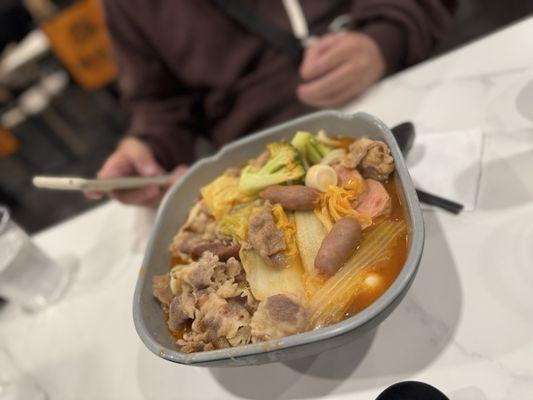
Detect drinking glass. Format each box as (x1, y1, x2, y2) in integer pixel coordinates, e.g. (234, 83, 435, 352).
(0, 206, 70, 312)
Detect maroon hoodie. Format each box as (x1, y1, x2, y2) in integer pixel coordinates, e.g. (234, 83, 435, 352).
(103, 0, 456, 169)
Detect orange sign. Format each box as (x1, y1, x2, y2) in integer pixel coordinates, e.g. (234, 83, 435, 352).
(41, 0, 118, 90)
(0, 128, 19, 157)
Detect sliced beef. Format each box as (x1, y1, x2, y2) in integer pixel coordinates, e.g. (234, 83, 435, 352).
(341, 138, 394, 181)
(216, 280, 241, 299)
(247, 205, 286, 260)
(217, 299, 252, 343)
(251, 294, 308, 342)
(173, 231, 205, 255)
(239, 287, 259, 314)
(152, 274, 174, 307)
(190, 240, 240, 261)
(170, 200, 240, 261)
(269, 251, 287, 267)
(182, 251, 219, 289)
(178, 293, 252, 352)
(355, 179, 392, 218)
(168, 291, 195, 331)
(156, 252, 258, 353)
(225, 257, 244, 280)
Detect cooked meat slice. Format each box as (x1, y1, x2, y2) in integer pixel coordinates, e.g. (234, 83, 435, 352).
(175, 294, 226, 353)
(177, 336, 215, 353)
(332, 164, 366, 188)
(269, 252, 287, 267)
(216, 280, 241, 298)
(168, 292, 195, 331)
(170, 252, 219, 294)
(251, 294, 308, 342)
(152, 274, 174, 307)
(190, 240, 241, 261)
(169, 200, 219, 260)
(167, 253, 257, 352)
(225, 257, 244, 279)
(228, 326, 252, 347)
(266, 294, 301, 322)
(239, 287, 259, 313)
(184, 251, 220, 289)
(355, 179, 392, 218)
(195, 293, 227, 338)
(171, 231, 204, 255)
(341, 138, 394, 181)
(247, 205, 286, 260)
(178, 293, 252, 353)
(218, 299, 252, 340)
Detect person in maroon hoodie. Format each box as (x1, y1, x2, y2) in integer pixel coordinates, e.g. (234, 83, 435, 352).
(90, 0, 456, 206)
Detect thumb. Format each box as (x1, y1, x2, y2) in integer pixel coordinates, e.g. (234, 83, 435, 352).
(170, 164, 189, 184)
(129, 143, 165, 177)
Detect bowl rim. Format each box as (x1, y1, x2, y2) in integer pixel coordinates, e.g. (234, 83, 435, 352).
(133, 110, 425, 365)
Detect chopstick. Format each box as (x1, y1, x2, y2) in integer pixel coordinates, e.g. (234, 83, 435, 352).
(416, 189, 464, 214)
(282, 0, 317, 46)
(33, 175, 172, 192)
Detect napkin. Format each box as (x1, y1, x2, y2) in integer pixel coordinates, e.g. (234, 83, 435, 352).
(406, 129, 484, 212)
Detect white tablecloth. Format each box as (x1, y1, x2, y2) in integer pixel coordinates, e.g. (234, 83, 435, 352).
(2, 17, 533, 400)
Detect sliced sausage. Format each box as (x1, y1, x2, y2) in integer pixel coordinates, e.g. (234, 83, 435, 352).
(260, 185, 319, 210)
(355, 179, 391, 219)
(314, 217, 362, 276)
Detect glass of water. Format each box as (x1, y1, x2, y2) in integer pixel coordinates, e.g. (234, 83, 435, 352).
(0, 206, 70, 312)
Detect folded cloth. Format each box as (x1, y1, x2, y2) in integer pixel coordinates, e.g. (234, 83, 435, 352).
(406, 129, 484, 212)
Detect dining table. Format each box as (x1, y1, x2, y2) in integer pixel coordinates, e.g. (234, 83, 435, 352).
(1, 15, 533, 400)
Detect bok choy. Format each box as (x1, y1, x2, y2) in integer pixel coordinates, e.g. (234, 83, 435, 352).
(239, 248, 305, 301)
(294, 211, 326, 275)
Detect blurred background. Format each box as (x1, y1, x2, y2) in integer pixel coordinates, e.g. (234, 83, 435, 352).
(0, 0, 532, 233)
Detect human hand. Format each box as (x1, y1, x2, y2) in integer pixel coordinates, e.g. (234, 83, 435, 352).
(298, 32, 386, 108)
(86, 137, 187, 207)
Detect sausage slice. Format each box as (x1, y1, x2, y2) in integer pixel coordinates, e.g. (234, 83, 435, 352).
(314, 217, 362, 276)
(260, 185, 319, 210)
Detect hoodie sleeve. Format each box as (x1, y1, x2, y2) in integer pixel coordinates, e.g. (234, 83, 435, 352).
(350, 0, 458, 74)
(102, 0, 197, 170)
